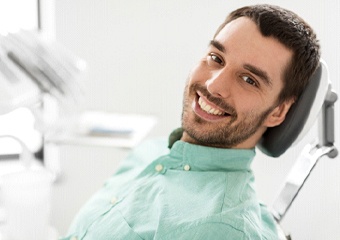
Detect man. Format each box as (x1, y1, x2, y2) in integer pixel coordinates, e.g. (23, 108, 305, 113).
(61, 4, 320, 240)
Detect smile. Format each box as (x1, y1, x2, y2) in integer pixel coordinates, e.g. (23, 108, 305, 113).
(198, 97, 225, 115)
(191, 91, 232, 121)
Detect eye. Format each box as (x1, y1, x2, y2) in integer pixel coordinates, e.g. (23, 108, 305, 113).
(208, 53, 224, 66)
(242, 76, 257, 87)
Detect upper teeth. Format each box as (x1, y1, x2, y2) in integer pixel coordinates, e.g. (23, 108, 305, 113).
(198, 97, 224, 115)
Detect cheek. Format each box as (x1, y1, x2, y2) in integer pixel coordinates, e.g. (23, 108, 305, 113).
(234, 97, 265, 116)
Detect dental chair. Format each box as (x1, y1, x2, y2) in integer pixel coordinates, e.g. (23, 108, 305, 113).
(257, 60, 338, 240)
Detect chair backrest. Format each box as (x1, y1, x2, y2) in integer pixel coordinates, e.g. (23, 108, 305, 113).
(260, 60, 338, 239)
(257, 60, 330, 157)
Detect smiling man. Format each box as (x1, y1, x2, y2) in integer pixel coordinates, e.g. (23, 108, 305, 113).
(181, 16, 294, 149)
(62, 4, 320, 240)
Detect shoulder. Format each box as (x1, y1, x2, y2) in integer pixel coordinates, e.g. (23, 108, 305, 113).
(128, 137, 169, 161)
(114, 138, 169, 175)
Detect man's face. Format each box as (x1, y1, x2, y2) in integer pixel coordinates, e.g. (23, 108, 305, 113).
(181, 17, 293, 149)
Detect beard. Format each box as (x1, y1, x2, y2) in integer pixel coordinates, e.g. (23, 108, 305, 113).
(181, 82, 275, 148)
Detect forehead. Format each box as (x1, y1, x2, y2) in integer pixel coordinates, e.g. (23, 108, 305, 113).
(214, 17, 293, 90)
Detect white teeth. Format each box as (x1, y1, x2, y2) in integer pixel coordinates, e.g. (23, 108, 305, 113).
(198, 97, 224, 115)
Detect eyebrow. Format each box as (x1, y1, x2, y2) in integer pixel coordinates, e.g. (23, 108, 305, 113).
(209, 40, 226, 53)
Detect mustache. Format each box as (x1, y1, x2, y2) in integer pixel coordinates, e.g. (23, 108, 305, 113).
(189, 83, 237, 117)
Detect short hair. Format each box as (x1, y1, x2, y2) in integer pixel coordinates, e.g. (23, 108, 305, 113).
(214, 4, 320, 104)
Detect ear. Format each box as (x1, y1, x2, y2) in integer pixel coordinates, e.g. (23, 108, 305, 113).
(264, 98, 295, 127)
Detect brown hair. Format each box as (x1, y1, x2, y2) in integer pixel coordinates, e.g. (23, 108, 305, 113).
(214, 4, 320, 104)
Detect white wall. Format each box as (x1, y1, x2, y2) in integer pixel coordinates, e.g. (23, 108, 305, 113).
(54, 1, 340, 239)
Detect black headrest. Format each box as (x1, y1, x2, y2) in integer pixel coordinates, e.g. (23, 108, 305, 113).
(257, 60, 330, 157)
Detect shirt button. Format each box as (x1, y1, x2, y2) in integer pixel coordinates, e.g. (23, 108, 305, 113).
(155, 164, 164, 172)
(110, 196, 118, 205)
(183, 164, 191, 171)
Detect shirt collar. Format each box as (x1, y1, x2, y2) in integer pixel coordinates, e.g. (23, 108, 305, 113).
(169, 140, 255, 172)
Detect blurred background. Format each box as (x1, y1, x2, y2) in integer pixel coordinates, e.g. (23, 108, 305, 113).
(1, 0, 339, 239)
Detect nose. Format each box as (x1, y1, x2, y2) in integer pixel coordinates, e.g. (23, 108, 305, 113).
(205, 69, 233, 98)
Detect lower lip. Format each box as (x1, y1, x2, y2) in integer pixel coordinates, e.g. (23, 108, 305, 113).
(192, 96, 229, 121)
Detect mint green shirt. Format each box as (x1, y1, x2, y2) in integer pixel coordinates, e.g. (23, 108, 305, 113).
(61, 139, 278, 240)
